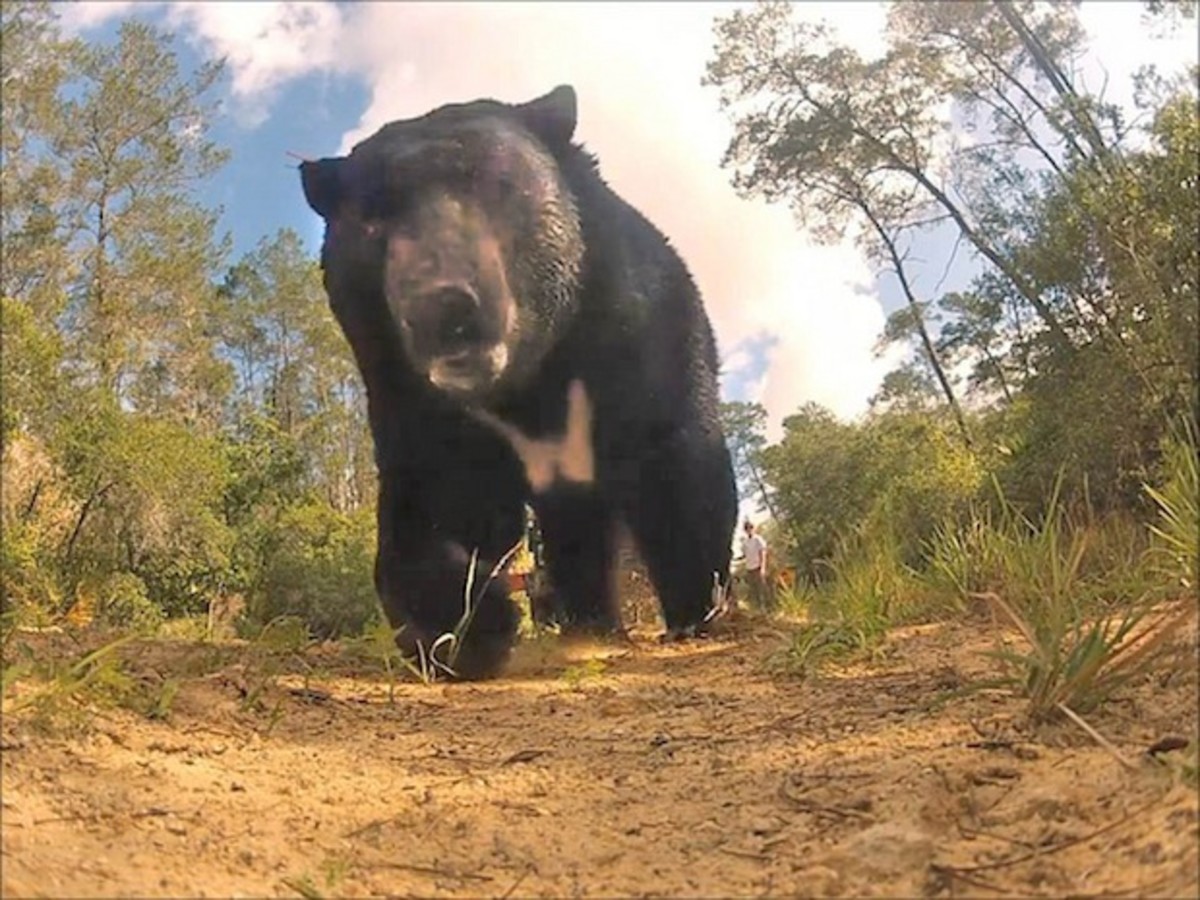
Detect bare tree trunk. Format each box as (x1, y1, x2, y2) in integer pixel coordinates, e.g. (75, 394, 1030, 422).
(21, 478, 44, 522)
(993, 0, 1118, 171)
(859, 202, 974, 448)
(63, 478, 115, 567)
(776, 65, 1077, 352)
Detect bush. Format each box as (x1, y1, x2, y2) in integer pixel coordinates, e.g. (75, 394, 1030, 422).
(247, 502, 378, 639)
(96, 572, 163, 633)
(764, 406, 984, 580)
(789, 516, 937, 662)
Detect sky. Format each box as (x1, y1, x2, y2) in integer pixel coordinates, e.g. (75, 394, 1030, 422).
(58, 0, 1198, 445)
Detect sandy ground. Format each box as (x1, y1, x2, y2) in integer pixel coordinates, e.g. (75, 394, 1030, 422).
(2, 610, 1197, 899)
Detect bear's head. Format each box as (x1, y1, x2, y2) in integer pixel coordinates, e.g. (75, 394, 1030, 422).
(300, 86, 585, 403)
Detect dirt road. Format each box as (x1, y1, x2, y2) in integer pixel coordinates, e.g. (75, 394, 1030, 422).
(2, 616, 1196, 898)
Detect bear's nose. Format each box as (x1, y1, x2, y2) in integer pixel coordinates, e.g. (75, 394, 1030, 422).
(423, 284, 484, 357)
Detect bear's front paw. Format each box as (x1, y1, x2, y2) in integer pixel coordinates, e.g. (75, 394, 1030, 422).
(659, 621, 713, 644)
(439, 627, 514, 681)
(559, 612, 627, 638)
(397, 622, 514, 681)
(384, 574, 519, 681)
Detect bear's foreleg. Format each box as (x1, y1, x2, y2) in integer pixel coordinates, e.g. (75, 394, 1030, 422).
(374, 470, 525, 679)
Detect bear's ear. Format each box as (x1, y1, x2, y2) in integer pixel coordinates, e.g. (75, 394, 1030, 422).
(514, 85, 577, 151)
(300, 157, 345, 219)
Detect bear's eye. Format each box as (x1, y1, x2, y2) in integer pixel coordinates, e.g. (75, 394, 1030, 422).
(361, 189, 412, 221)
(495, 175, 517, 202)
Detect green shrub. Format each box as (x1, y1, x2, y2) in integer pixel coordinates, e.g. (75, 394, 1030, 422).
(248, 503, 377, 639)
(96, 572, 163, 633)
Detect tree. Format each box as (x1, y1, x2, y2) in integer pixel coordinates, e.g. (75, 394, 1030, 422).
(759, 403, 870, 577)
(217, 229, 375, 513)
(707, 0, 1197, 514)
(1, 2, 76, 345)
(0, 295, 64, 444)
(46, 19, 230, 423)
(703, 1, 1135, 385)
(1, 9, 385, 634)
(719, 401, 773, 513)
(760, 402, 984, 579)
(704, 3, 980, 443)
(2, 9, 240, 622)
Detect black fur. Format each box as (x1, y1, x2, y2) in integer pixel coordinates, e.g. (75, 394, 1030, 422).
(301, 86, 737, 679)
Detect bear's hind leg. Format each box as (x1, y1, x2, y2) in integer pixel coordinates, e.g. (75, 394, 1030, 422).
(532, 486, 623, 635)
(620, 428, 737, 640)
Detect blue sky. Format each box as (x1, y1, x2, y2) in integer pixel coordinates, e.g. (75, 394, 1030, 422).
(60, 1, 1198, 438)
(204, 69, 362, 261)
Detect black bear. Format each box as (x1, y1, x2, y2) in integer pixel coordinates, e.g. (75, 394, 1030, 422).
(299, 85, 737, 679)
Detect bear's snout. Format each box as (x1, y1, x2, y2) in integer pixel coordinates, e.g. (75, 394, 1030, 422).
(397, 281, 512, 396)
(409, 284, 485, 359)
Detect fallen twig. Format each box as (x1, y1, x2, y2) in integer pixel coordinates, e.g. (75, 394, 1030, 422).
(288, 687, 332, 703)
(957, 824, 1037, 849)
(34, 806, 171, 826)
(935, 796, 1159, 875)
(1145, 735, 1190, 758)
(719, 846, 771, 862)
(344, 814, 406, 839)
(777, 779, 873, 822)
(1064, 872, 1181, 898)
(1056, 703, 1137, 772)
(500, 748, 549, 766)
(930, 864, 1016, 895)
(358, 862, 493, 882)
(500, 865, 533, 899)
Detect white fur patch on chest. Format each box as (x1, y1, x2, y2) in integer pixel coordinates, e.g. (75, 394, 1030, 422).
(471, 379, 595, 493)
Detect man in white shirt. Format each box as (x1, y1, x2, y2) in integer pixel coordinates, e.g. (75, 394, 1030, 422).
(738, 519, 769, 610)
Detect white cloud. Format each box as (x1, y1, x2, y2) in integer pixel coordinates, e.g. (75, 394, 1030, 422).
(56, 1, 346, 126)
(1076, 1, 1198, 119)
(57, 1, 140, 34)
(164, 1, 345, 125)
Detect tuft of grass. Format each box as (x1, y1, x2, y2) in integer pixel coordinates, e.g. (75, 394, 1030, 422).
(254, 615, 313, 654)
(771, 581, 814, 620)
(411, 539, 525, 682)
(281, 874, 325, 900)
(979, 590, 1195, 721)
(155, 615, 211, 642)
(769, 517, 928, 675)
(927, 473, 1156, 614)
(232, 616, 316, 720)
(765, 622, 865, 679)
(2, 633, 139, 733)
(145, 675, 182, 721)
(946, 460, 1197, 722)
(808, 521, 923, 643)
(320, 855, 351, 891)
(562, 657, 606, 689)
(1144, 418, 1199, 595)
(1154, 738, 1199, 787)
(346, 539, 526, 688)
(351, 616, 411, 700)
